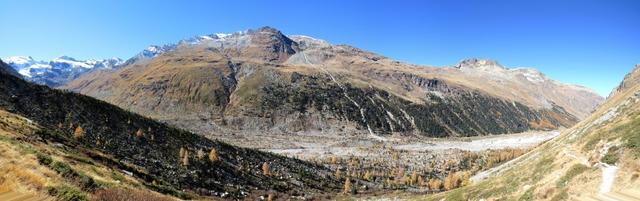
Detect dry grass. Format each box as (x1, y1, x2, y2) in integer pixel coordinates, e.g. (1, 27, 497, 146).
(0, 140, 55, 194)
(0, 109, 157, 199)
(0, 111, 55, 194)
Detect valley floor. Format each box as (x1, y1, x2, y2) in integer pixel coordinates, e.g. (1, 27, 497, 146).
(264, 130, 560, 157)
(249, 130, 562, 198)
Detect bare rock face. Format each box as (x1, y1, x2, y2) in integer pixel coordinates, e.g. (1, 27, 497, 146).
(610, 64, 640, 98)
(63, 27, 603, 138)
(454, 58, 505, 70)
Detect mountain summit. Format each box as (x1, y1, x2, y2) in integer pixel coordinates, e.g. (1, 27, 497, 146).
(455, 58, 505, 70)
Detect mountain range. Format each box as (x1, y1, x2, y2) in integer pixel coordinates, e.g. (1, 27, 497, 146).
(1, 26, 638, 201)
(54, 27, 602, 141)
(2, 56, 124, 87)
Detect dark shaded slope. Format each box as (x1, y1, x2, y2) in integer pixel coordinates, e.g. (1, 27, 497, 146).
(256, 72, 577, 136)
(0, 60, 340, 199)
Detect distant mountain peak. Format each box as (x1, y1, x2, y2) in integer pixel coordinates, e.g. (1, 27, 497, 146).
(455, 58, 505, 69)
(288, 35, 331, 49)
(55, 55, 77, 61)
(4, 56, 35, 65)
(253, 26, 282, 34)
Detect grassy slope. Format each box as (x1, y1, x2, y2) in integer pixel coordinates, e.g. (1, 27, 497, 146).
(412, 66, 640, 200)
(0, 109, 177, 200)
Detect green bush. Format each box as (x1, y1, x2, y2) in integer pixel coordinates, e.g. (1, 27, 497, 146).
(48, 161, 101, 190)
(601, 146, 620, 165)
(47, 185, 89, 201)
(35, 128, 68, 142)
(626, 130, 640, 158)
(36, 152, 53, 165)
(51, 161, 74, 176)
(78, 173, 101, 190)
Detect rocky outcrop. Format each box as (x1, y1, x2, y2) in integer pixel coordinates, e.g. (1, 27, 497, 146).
(609, 64, 640, 98)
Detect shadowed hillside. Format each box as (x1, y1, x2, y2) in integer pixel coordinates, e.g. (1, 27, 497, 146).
(0, 59, 342, 200)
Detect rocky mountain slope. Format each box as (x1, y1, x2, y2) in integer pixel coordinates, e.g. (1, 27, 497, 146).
(3, 56, 123, 87)
(63, 27, 603, 139)
(418, 64, 640, 200)
(0, 59, 342, 200)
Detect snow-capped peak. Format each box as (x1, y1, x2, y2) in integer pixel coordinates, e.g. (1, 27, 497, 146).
(51, 56, 93, 68)
(215, 33, 230, 38)
(141, 45, 175, 58)
(2, 55, 124, 86)
(4, 56, 35, 65)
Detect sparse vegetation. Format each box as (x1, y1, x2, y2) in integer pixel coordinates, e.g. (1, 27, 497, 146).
(602, 146, 620, 165)
(519, 186, 536, 201)
(550, 188, 568, 201)
(208, 148, 219, 162)
(135, 129, 144, 138)
(343, 177, 352, 194)
(48, 160, 101, 191)
(556, 164, 589, 188)
(428, 178, 442, 191)
(262, 162, 270, 176)
(48, 185, 89, 201)
(73, 126, 85, 139)
(36, 152, 53, 165)
(444, 172, 461, 190)
(195, 148, 204, 160)
(181, 149, 189, 167)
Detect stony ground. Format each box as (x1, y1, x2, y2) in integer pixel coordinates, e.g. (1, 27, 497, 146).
(215, 130, 560, 161)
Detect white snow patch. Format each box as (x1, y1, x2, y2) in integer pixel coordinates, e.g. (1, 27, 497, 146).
(3, 56, 34, 65)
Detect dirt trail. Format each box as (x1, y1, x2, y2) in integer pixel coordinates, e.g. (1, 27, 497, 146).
(599, 164, 619, 194)
(584, 188, 640, 201)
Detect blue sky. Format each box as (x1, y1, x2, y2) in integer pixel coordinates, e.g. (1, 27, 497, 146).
(0, 0, 638, 96)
